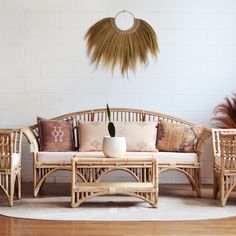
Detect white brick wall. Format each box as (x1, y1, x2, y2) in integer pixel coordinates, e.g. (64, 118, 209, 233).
(0, 0, 235, 184)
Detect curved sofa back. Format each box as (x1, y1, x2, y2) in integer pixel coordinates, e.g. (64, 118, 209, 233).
(29, 108, 209, 152)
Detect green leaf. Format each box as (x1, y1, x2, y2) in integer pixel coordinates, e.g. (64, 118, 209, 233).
(108, 122, 116, 137)
(106, 103, 111, 122)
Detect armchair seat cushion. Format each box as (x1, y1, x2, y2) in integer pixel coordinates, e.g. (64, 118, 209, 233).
(215, 154, 221, 166)
(214, 154, 234, 167)
(12, 153, 21, 168)
(37, 151, 197, 165)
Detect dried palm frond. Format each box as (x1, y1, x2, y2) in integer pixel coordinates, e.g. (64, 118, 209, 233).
(85, 17, 159, 76)
(212, 94, 236, 128)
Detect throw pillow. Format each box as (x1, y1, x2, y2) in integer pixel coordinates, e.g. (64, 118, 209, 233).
(156, 120, 204, 152)
(78, 121, 158, 152)
(115, 121, 158, 152)
(78, 121, 108, 151)
(38, 117, 74, 152)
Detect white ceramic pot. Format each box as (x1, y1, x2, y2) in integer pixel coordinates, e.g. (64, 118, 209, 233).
(102, 136, 126, 158)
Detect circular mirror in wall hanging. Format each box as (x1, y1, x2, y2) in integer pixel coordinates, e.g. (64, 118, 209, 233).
(85, 10, 160, 77)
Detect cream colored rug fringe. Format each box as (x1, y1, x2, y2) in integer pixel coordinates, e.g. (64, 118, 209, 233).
(1, 196, 236, 221)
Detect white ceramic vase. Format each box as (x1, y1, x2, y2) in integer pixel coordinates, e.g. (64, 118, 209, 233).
(102, 136, 126, 158)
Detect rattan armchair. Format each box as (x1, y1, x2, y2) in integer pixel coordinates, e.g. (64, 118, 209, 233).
(0, 129, 22, 206)
(212, 129, 236, 206)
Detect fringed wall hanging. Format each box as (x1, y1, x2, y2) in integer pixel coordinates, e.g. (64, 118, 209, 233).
(85, 10, 159, 77)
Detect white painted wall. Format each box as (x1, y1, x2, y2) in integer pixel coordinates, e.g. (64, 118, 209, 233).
(1, 0, 236, 183)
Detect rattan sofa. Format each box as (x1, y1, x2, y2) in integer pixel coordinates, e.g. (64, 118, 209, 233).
(23, 108, 211, 198)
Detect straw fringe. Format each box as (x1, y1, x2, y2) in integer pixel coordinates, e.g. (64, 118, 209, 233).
(212, 94, 236, 128)
(85, 17, 159, 76)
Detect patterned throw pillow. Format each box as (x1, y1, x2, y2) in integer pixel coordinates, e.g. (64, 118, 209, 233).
(78, 121, 109, 151)
(38, 117, 74, 152)
(115, 121, 158, 152)
(156, 120, 204, 152)
(78, 121, 158, 152)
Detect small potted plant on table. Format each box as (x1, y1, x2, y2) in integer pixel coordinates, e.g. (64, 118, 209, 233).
(102, 104, 126, 158)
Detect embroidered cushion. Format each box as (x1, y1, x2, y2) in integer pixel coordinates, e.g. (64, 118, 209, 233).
(78, 121, 108, 151)
(78, 121, 158, 152)
(156, 120, 204, 152)
(38, 117, 74, 152)
(115, 121, 158, 152)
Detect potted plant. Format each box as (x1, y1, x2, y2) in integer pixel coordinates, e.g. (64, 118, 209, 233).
(102, 104, 126, 158)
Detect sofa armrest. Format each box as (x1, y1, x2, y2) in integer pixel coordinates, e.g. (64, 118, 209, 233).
(22, 128, 39, 153)
(194, 128, 211, 154)
(0, 129, 22, 168)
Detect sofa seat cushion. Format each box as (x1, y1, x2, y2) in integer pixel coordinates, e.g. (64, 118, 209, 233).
(37, 151, 78, 164)
(37, 151, 197, 165)
(156, 152, 197, 164)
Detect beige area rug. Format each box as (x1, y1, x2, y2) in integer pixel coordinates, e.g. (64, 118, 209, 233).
(0, 196, 236, 221)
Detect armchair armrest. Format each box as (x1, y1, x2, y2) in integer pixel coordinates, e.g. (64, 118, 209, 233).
(22, 128, 39, 153)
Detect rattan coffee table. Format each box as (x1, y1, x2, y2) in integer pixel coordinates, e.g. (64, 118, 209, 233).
(71, 154, 158, 208)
